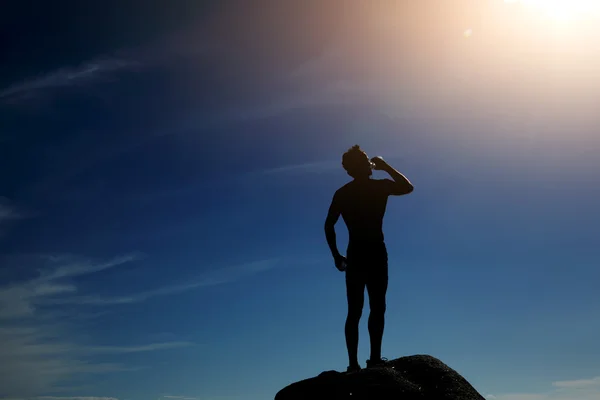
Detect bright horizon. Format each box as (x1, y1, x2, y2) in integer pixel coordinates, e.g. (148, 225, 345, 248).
(1, 1, 599, 400)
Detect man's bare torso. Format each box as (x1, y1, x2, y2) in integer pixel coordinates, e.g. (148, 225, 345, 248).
(335, 179, 390, 248)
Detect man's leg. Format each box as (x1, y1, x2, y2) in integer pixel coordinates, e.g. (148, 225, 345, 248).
(345, 270, 365, 368)
(366, 265, 388, 362)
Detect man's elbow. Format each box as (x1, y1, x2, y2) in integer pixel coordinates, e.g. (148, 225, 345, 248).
(324, 218, 337, 232)
(393, 183, 413, 195)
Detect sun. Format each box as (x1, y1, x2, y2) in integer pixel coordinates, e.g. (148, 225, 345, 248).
(504, 0, 600, 21)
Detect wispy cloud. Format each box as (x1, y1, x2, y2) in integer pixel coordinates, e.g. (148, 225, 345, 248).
(161, 396, 238, 400)
(0, 198, 21, 222)
(78, 342, 193, 355)
(0, 197, 27, 237)
(0, 253, 168, 397)
(36, 397, 117, 400)
(485, 395, 545, 400)
(37, 253, 144, 281)
(487, 376, 600, 400)
(0, 280, 76, 319)
(1, 397, 118, 400)
(552, 376, 600, 388)
(0, 254, 143, 319)
(0, 323, 186, 396)
(53, 258, 280, 305)
(0, 17, 219, 107)
(0, 58, 138, 104)
(0, 253, 277, 396)
(0, 323, 142, 397)
(0, 199, 45, 244)
(228, 81, 369, 122)
(258, 161, 339, 176)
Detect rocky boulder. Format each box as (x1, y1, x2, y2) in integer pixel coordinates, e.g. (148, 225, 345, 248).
(275, 354, 485, 400)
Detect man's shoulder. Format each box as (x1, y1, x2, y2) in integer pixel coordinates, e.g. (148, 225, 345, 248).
(335, 181, 354, 194)
(332, 182, 351, 202)
(336, 179, 389, 192)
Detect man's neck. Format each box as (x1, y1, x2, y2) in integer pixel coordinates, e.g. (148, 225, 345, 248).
(353, 176, 371, 183)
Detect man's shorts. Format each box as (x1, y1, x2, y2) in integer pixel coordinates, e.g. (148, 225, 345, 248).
(345, 242, 388, 311)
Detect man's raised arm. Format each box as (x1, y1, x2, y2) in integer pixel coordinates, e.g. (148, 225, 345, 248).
(372, 157, 414, 195)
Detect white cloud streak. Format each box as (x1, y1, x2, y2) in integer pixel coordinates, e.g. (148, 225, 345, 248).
(36, 397, 118, 400)
(552, 377, 600, 388)
(485, 395, 545, 400)
(37, 253, 144, 281)
(0, 197, 27, 237)
(0, 200, 21, 222)
(258, 161, 338, 176)
(487, 376, 600, 400)
(0, 253, 169, 397)
(1, 397, 118, 400)
(52, 258, 280, 305)
(78, 342, 193, 355)
(0, 320, 189, 397)
(0, 254, 143, 320)
(0, 59, 137, 103)
(0, 253, 277, 396)
(0, 18, 217, 107)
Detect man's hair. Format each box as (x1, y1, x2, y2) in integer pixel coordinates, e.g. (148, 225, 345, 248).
(342, 144, 367, 176)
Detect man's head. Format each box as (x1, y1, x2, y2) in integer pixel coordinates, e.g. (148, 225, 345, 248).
(342, 145, 372, 179)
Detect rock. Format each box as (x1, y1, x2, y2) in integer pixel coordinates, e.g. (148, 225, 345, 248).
(274, 354, 485, 400)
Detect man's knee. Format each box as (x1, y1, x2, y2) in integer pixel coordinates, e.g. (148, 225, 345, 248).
(370, 300, 386, 316)
(347, 306, 363, 321)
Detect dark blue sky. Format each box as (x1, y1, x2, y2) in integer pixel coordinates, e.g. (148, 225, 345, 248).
(2, 1, 600, 400)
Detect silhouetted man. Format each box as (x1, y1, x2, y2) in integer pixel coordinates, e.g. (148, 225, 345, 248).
(324, 145, 414, 373)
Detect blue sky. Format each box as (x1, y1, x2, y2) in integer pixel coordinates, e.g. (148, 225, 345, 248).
(1, 1, 600, 400)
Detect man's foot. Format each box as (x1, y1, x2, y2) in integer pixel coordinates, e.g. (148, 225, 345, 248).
(346, 364, 361, 373)
(365, 357, 390, 368)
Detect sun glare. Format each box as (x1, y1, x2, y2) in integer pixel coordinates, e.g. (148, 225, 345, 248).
(504, 0, 600, 21)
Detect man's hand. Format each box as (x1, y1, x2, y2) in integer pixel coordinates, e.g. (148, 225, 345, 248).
(371, 155, 414, 195)
(370, 156, 389, 171)
(334, 254, 348, 272)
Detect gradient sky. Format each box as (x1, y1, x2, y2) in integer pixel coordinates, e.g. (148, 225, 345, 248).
(1, 1, 600, 400)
